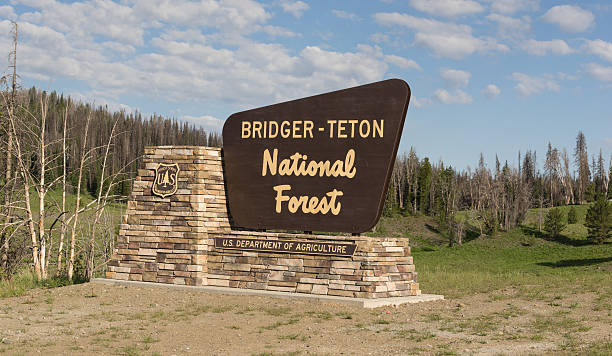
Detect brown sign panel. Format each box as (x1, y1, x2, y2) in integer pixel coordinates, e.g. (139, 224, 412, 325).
(152, 163, 180, 198)
(222, 79, 410, 233)
(214, 237, 356, 257)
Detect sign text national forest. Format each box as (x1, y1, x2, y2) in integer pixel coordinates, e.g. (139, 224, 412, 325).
(222, 79, 410, 233)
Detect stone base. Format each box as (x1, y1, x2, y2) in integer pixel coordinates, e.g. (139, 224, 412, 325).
(106, 146, 421, 299)
(93, 278, 442, 308)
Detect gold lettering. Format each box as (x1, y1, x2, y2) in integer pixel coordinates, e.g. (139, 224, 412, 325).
(261, 149, 357, 178)
(337, 119, 347, 138)
(327, 120, 336, 138)
(241, 121, 251, 138)
(261, 148, 277, 176)
(273, 184, 291, 213)
(373, 120, 383, 138)
(359, 120, 370, 138)
(272, 185, 343, 215)
(253, 121, 262, 138)
(292, 120, 302, 138)
(281, 121, 290, 138)
(269, 121, 278, 138)
(348, 120, 358, 137)
(304, 121, 314, 138)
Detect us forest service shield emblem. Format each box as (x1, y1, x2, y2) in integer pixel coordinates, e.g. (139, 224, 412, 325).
(152, 163, 180, 198)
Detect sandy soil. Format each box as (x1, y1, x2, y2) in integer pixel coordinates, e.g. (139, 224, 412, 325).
(0, 281, 611, 355)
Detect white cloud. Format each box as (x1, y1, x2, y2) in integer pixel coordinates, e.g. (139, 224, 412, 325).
(512, 72, 560, 96)
(433, 88, 473, 104)
(182, 115, 225, 130)
(482, 84, 501, 98)
(332, 9, 359, 21)
(584, 39, 612, 62)
(585, 63, 612, 82)
(384, 54, 420, 70)
(262, 25, 299, 38)
(411, 96, 432, 108)
(488, 0, 539, 15)
(408, 0, 484, 18)
(374, 12, 471, 33)
(0, 5, 16, 19)
(541, 5, 594, 33)
(486, 13, 531, 40)
(280, 0, 309, 19)
(374, 12, 508, 59)
(440, 68, 471, 89)
(370, 33, 390, 44)
(522, 39, 573, 56)
(0, 3, 399, 111)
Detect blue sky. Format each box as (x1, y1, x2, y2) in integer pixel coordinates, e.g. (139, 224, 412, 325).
(1, 0, 611, 171)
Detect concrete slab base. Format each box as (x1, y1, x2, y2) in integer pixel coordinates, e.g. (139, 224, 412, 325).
(92, 278, 444, 308)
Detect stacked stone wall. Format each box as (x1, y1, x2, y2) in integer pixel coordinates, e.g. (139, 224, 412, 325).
(107, 146, 420, 298)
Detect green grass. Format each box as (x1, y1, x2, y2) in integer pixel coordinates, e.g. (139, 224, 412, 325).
(374, 204, 612, 298)
(413, 229, 612, 297)
(0, 271, 73, 298)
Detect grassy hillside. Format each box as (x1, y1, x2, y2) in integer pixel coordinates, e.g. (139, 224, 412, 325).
(372, 204, 612, 299)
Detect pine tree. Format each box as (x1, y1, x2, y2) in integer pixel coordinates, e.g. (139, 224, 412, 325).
(567, 206, 578, 224)
(544, 208, 566, 237)
(418, 158, 432, 214)
(584, 197, 612, 244)
(574, 131, 590, 203)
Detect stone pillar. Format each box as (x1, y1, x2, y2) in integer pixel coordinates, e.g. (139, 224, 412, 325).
(107, 146, 229, 286)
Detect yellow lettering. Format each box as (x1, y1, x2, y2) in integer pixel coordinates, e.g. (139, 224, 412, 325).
(292, 120, 302, 138)
(281, 121, 290, 138)
(337, 120, 347, 138)
(241, 121, 251, 138)
(348, 120, 358, 138)
(373, 120, 383, 138)
(359, 120, 370, 138)
(327, 120, 336, 138)
(253, 121, 262, 138)
(273, 184, 291, 213)
(272, 185, 343, 215)
(269, 121, 278, 138)
(304, 121, 313, 138)
(261, 148, 277, 176)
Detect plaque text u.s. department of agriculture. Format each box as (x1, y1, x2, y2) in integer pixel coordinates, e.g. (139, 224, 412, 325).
(214, 237, 356, 257)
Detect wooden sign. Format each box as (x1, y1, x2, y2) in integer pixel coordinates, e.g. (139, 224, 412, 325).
(152, 163, 180, 198)
(214, 237, 356, 257)
(222, 79, 410, 233)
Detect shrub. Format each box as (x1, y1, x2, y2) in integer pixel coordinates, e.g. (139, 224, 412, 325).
(567, 206, 578, 224)
(544, 208, 566, 238)
(585, 197, 612, 244)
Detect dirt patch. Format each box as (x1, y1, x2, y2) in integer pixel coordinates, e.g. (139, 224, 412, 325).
(0, 282, 611, 355)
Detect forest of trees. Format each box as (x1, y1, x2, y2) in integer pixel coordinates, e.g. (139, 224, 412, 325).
(0, 22, 220, 281)
(384, 134, 611, 242)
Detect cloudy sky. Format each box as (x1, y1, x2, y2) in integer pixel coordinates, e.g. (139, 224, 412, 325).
(1, 0, 611, 170)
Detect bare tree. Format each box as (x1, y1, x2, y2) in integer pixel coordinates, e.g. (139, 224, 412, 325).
(67, 111, 92, 281)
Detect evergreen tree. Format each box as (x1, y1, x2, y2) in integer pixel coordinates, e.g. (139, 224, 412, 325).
(418, 158, 432, 214)
(567, 206, 578, 224)
(544, 208, 566, 237)
(584, 197, 612, 244)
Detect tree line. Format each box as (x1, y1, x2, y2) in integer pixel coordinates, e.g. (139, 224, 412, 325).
(384, 133, 611, 243)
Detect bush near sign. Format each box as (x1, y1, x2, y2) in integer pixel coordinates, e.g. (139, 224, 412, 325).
(223, 79, 410, 233)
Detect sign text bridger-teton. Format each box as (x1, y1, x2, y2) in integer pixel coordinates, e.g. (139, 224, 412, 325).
(223, 79, 410, 233)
